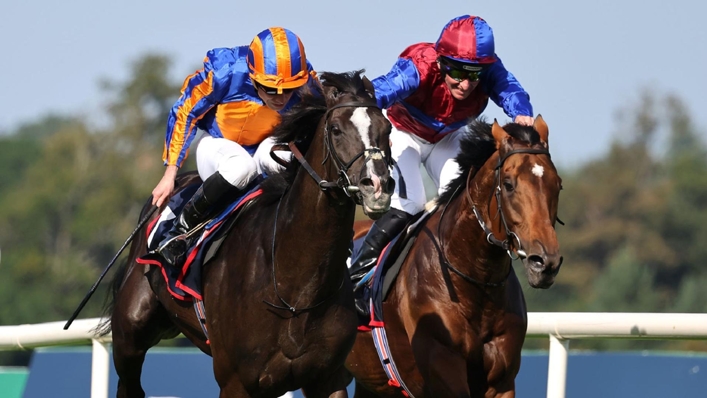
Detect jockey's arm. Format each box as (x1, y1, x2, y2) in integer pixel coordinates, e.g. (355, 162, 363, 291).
(481, 56, 533, 122)
(371, 58, 420, 109)
(156, 61, 231, 206)
(162, 62, 231, 168)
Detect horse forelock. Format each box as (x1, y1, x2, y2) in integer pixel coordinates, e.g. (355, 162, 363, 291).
(438, 120, 545, 204)
(320, 69, 371, 99)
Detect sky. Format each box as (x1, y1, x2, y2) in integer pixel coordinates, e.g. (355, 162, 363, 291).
(2, 0, 706, 168)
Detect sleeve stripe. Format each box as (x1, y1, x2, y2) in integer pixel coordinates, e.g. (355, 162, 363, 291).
(163, 70, 215, 166)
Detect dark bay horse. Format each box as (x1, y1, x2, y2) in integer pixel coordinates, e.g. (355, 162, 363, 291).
(345, 118, 563, 398)
(103, 71, 394, 398)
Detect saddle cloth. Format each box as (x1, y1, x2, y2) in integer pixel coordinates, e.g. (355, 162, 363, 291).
(137, 182, 262, 301)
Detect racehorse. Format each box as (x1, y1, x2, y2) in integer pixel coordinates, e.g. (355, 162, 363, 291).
(345, 118, 563, 397)
(102, 70, 394, 398)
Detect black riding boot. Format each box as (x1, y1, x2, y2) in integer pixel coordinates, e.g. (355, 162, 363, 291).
(156, 172, 241, 269)
(350, 208, 413, 316)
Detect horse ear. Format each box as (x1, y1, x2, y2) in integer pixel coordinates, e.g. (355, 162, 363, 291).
(491, 119, 510, 149)
(322, 85, 340, 107)
(533, 114, 549, 147)
(362, 76, 376, 100)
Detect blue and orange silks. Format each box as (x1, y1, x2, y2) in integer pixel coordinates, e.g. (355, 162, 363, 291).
(371, 15, 533, 143)
(163, 44, 316, 167)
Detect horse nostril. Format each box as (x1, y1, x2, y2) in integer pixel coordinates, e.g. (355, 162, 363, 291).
(527, 254, 545, 271)
(358, 177, 374, 192)
(385, 178, 396, 193)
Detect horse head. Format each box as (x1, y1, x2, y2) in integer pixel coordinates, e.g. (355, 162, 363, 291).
(484, 116, 563, 288)
(319, 71, 394, 219)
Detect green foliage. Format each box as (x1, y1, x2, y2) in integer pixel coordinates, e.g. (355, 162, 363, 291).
(0, 54, 180, 330)
(516, 91, 707, 350)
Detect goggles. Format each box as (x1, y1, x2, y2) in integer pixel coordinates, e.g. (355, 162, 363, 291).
(439, 59, 482, 82)
(254, 82, 295, 96)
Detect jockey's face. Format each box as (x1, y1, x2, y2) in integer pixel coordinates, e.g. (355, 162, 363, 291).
(256, 84, 295, 111)
(443, 72, 479, 101)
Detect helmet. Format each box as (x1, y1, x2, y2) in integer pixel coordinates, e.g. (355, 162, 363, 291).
(434, 15, 497, 67)
(247, 27, 309, 94)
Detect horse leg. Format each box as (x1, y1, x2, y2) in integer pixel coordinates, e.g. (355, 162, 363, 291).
(300, 365, 352, 398)
(214, 373, 252, 398)
(412, 337, 476, 398)
(112, 263, 178, 398)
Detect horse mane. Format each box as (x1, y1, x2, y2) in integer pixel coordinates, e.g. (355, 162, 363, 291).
(437, 119, 542, 205)
(258, 70, 370, 203)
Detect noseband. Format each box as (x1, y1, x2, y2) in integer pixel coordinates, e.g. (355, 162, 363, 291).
(284, 101, 389, 205)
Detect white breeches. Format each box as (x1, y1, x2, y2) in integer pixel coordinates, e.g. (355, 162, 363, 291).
(195, 134, 291, 188)
(389, 125, 464, 215)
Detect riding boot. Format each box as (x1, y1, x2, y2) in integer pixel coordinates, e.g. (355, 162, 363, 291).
(350, 208, 413, 316)
(156, 172, 241, 270)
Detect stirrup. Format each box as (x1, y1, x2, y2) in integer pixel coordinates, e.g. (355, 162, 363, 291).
(353, 267, 377, 291)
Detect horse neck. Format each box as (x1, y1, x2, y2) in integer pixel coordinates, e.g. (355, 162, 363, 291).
(439, 155, 511, 286)
(277, 124, 356, 281)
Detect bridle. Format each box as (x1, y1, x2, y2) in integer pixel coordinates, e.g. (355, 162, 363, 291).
(274, 101, 389, 205)
(470, 148, 551, 259)
(438, 147, 551, 287)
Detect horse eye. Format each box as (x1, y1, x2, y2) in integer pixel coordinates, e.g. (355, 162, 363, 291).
(329, 124, 342, 135)
(503, 180, 514, 192)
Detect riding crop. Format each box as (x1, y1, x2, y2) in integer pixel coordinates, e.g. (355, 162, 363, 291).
(64, 205, 158, 330)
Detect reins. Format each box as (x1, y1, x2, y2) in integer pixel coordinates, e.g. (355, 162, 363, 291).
(262, 196, 345, 316)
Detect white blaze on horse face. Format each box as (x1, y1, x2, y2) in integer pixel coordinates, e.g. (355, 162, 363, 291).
(351, 108, 383, 161)
(532, 163, 544, 178)
(351, 107, 372, 149)
(351, 107, 384, 198)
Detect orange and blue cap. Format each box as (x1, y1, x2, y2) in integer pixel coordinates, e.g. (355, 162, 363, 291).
(247, 27, 309, 94)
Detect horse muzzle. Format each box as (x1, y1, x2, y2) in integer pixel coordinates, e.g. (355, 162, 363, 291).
(356, 166, 394, 220)
(520, 244, 563, 289)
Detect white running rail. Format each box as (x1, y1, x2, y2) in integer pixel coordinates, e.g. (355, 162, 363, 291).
(2, 313, 707, 398)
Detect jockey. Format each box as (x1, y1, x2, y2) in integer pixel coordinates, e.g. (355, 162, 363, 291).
(349, 15, 534, 315)
(153, 27, 319, 269)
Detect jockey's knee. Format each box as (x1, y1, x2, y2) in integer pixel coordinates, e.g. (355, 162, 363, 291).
(391, 198, 425, 216)
(218, 157, 258, 189)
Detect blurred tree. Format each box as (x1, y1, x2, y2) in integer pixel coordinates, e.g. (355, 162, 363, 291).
(523, 91, 707, 317)
(659, 96, 707, 291)
(0, 53, 183, 328)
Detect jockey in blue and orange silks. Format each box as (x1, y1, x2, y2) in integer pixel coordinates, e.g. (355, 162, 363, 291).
(152, 27, 319, 269)
(349, 15, 535, 315)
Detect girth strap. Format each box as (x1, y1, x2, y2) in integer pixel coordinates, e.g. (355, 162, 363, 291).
(193, 299, 210, 345)
(371, 327, 416, 398)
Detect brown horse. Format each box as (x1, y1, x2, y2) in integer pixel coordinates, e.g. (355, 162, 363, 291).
(102, 71, 394, 398)
(345, 118, 563, 397)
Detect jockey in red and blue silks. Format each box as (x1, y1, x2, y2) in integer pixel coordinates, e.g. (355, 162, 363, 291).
(153, 27, 319, 269)
(349, 15, 534, 315)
